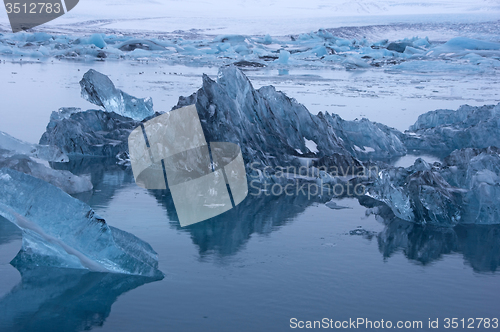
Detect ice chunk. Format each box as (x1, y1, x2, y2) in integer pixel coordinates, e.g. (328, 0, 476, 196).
(76, 34, 107, 49)
(0, 168, 162, 277)
(325, 200, 351, 210)
(80, 69, 155, 121)
(440, 147, 500, 224)
(0, 152, 92, 194)
(0, 130, 68, 163)
(366, 160, 463, 225)
(117, 39, 168, 51)
(40, 109, 141, 158)
(432, 37, 500, 55)
(387, 41, 413, 53)
(276, 50, 290, 64)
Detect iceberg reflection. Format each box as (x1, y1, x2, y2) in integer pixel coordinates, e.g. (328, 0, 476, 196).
(151, 189, 326, 258)
(0, 267, 160, 332)
(377, 219, 500, 273)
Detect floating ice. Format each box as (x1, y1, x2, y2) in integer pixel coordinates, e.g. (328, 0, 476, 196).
(0, 130, 91, 194)
(367, 147, 500, 226)
(405, 103, 500, 156)
(322, 113, 406, 159)
(0, 151, 92, 194)
(1, 30, 498, 72)
(40, 108, 141, 158)
(0, 130, 68, 163)
(80, 69, 155, 121)
(431, 37, 500, 55)
(0, 168, 162, 277)
(175, 65, 359, 172)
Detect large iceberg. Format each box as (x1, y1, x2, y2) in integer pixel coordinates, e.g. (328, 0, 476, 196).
(366, 147, 500, 226)
(43, 66, 363, 172)
(0, 168, 162, 277)
(80, 69, 155, 121)
(175, 65, 360, 172)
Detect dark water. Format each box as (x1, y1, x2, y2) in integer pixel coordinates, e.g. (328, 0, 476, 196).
(0, 161, 499, 332)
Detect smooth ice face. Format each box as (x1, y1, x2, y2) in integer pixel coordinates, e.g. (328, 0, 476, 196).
(0, 168, 162, 277)
(0, 130, 68, 163)
(0, 130, 90, 194)
(0, 151, 92, 194)
(80, 69, 155, 121)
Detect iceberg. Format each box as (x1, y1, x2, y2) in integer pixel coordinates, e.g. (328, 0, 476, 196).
(366, 147, 500, 226)
(40, 109, 141, 159)
(0, 152, 92, 195)
(40, 65, 409, 172)
(430, 37, 500, 56)
(0, 168, 162, 277)
(405, 103, 500, 156)
(174, 65, 359, 173)
(80, 69, 155, 121)
(322, 113, 406, 159)
(366, 159, 463, 225)
(0, 130, 91, 194)
(0, 130, 68, 163)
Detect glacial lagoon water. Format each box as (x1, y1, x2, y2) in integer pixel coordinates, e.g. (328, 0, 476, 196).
(0, 60, 499, 331)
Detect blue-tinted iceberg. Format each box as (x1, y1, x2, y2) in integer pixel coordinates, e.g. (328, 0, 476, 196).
(0, 130, 92, 194)
(80, 69, 155, 121)
(175, 65, 360, 172)
(0, 168, 162, 277)
(40, 109, 140, 159)
(367, 158, 463, 225)
(0, 151, 92, 194)
(366, 147, 500, 226)
(0, 130, 68, 163)
(322, 113, 406, 159)
(405, 103, 500, 156)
